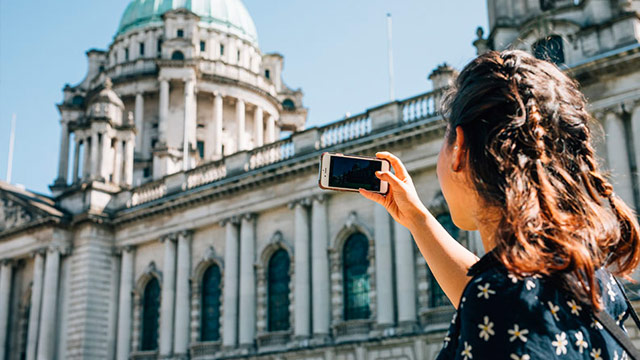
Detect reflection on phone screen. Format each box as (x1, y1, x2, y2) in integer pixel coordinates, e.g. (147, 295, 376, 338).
(329, 156, 381, 191)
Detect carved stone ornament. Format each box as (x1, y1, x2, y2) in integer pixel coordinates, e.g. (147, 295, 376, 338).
(0, 197, 40, 233)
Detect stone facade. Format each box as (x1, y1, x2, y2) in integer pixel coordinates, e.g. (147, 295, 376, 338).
(1, 1, 640, 359)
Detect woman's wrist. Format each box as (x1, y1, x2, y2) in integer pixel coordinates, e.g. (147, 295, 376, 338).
(407, 205, 431, 234)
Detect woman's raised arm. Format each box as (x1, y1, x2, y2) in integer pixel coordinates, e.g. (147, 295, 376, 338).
(359, 151, 479, 308)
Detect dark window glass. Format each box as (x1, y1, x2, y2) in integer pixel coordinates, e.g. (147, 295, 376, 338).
(436, 213, 459, 240)
(197, 141, 205, 159)
(141, 277, 160, 351)
(265, 69, 270, 79)
(177, 29, 184, 38)
(220, 44, 225, 56)
(343, 233, 371, 320)
(428, 268, 449, 307)
(157, 39, 163, 58)
(540, 0, 555, 11)
(143, 167, 151, 178)
(200, 41, 206, 52)
(237, 50, 241, 62)
(125, 48, 129, 61)
(268, 249, 291, 331)
(532, 35, 565, 65)
(282, 99, 295, 111)
(71, 95, 84, 106)
(201, 265, 222, 341)
(171, 51, 185, 60)
(140, 42, 145, 56)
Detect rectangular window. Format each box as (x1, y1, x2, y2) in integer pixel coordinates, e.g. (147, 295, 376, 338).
(140, 42, 145, 56)
(197, 141, 205, 159)
(125, 48, 129, 61)
(220, 44, 225, 56)
(177, 29, 184, 38)
(157, 39, 163, 58)
(143, 167, 151, 178)
(265, 69, 270, 79)
(200, 41, 206, 52)
(237, 50, 241, 62)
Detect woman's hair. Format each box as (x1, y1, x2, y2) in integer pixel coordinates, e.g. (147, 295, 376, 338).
(441, 49, 640, 310)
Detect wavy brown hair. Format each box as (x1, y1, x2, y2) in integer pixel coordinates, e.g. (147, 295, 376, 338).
(441, 49, 640, 310)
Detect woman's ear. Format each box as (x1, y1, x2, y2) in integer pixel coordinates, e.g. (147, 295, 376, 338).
(452, 126, 465, 172)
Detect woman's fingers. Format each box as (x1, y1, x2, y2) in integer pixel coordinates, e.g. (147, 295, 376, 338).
(376, 151, 410, 181)
(375, 170, 404, 189)
(358, 188, 386, 205)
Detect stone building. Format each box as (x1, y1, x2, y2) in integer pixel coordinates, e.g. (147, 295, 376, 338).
(1, 0, 640, 359)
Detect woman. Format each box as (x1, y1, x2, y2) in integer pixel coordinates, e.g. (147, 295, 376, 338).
(359, 49, 640, 359)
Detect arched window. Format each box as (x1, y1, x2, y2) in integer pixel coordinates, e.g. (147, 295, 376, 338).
(267, 249, 291, 331)
(532, 35, 565, 65)
(201, 264, 222, 341)
(171, 51, 185, 60)
(282, 99, 295, 111)
(71, 95, 84, 106)
(343, 233, 371, 320)
(141, 277, 160, 351)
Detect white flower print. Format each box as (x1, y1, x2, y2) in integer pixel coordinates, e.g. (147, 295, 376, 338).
(567, 299, 582, 316)
(617, 311, 625, 326)
(590, 318, 603, 330)
(551, 332, 568, 355)
(508, 324, 529, 343)
(525, 279, 536, 290)
(451, 312, 457, 324)
(478, 316, 495, 341)
(591, 348, 602, 360)
(548, 301, 560, 321)
(508, 273, 519, 283)
(614, 350, 619, 360)
(510, 355, 531, 360)
(443, 335, 450, 348)
(477, 283, 496, 299)
(461, 341, 473, 360)
(608, 281, 617, 302)
(574, 331, 588, 353)
(462, 296, 466, 303)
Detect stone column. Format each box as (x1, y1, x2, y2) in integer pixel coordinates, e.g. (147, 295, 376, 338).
(56, 122, 70, 183)
(236, 99, 246, 152)
(82, 136, 91, 180)
(222, 217, 240, 348)
(158, 78, 170, 144)
(72, 138, 81, 183)
(289, 199, 310, 339)
(238, 213, 256, 347)
(214, 93, 224, 158)
(26, 251, 44, 360)
(394, 221, 417, 329)
(37, 247, 60, 360)
(159, 234, 177, 356)
(266, 114, 276, 143)
(90, 131, 99, 178)
(100, 131, 111, 180)
(135, 93, 144, 152)
(628, 101, 640, 204)
(113, 139, 123, 186)
(604, 110, 635, 207)
(183, 79, 196, 171)
(124, 139, 134, 186)
(173, 231, 192, 356)
(0, 260, 13, 360)
(116, 247, 135, 360)
(254, 106, 264, 148)
(374, 204, 394, 328)
(311, 194, 330, 339)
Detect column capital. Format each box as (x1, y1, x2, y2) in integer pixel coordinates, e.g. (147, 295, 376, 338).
(288, 197, 312, 209)
(312, 193, 329, 204)
(30, 248, 47, 258)
(219, 215, 240, 226)
(158, 76, 170, 83)
(114, 245, 136, 255)
(47, 243, 71, 256)
(160, 232, 178, 243)
(241, 212, 257, 222)
(178, 229, 193, 241)
(0, 258, 15, 267)
(621, 98, 640, 113)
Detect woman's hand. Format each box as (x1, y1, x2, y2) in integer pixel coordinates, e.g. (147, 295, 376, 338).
(359, 151, 429, 232)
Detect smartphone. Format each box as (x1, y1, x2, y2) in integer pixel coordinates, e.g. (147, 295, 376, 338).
(318, 152, 390, 194)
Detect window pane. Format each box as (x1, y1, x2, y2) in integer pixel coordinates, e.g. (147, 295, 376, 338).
(201, 265, 222, 341)
(268, 249, 291, 331)
(436, 213, 459, 240)
(428, 269, 449, 307)
(141, 277, 160, 351)
(343, 233, 370, 320)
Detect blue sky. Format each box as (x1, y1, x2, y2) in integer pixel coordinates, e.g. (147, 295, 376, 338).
(0, 0, 488, 194)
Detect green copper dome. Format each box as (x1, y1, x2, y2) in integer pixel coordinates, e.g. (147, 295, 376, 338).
(117, 0, 258, 45)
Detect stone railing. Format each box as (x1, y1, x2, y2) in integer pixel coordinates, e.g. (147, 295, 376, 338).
(129, 180, 167, 207)
(124, 89, 442, 208)
(185, 159, 227, 190)
(248, 138, 295, 170)
(402, 90, 440, 123)
(318, 113, 372, 149)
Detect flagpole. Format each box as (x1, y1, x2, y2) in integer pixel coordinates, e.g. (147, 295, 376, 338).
(386, 13, 395, 101)
(6, 113, 16, 183)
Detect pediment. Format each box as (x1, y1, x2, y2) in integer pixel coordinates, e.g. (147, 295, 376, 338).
(0, 182, 65, 234)
(0, 196, 41, 232)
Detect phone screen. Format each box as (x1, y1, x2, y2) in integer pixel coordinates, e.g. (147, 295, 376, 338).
(329, 156, 382, 191)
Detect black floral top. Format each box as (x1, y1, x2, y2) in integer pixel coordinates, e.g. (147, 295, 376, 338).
(436, 251, 630, 360)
